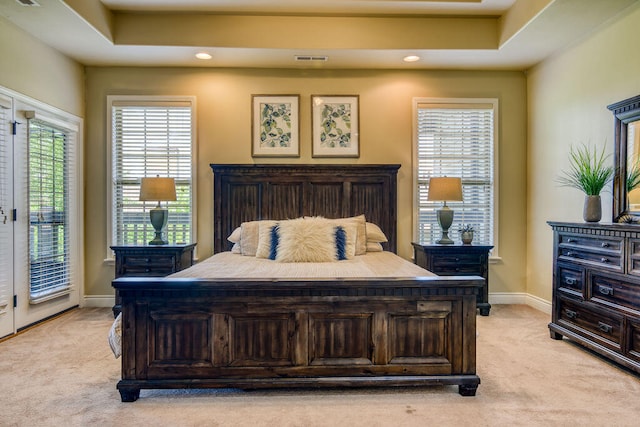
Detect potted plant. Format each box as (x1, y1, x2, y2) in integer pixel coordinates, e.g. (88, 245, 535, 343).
(556, 144, 613, 222)
(458, 224, 474, 244)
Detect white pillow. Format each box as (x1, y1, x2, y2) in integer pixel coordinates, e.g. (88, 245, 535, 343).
(240, 221, 260, 256)
(365, 222, 388, 243)
(228, 226, 241, 243)
(366, 242, 383, 252)
(240, 220, 279, 256)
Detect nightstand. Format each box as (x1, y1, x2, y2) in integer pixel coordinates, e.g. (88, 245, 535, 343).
(110, 243, 196, 317)
(412, 243, 493, 316)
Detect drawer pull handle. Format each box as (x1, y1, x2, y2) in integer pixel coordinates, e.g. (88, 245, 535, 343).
(600, 257, 610, 264)
(598, 285, 614, 296)
(598, 322, 613, 334)
(564, 278, 577, 286)
(566, 238, 575, 243)
(601, 242, 610, 248)
(565, 309, 577, 319)
(566, 251, 574, 257)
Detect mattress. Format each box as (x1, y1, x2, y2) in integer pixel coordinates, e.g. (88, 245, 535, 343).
(169, 251, 435, 279)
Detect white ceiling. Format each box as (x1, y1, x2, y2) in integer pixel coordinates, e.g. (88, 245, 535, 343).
(0, 0, 638, 70)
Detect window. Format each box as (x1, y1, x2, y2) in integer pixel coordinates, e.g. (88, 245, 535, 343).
(413, 98, 498, 252)
(28, 118, 74, 302)
(108, 97, 196, 249)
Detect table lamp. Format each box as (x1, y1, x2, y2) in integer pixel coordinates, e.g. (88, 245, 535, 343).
(139, 176, 176, 245)
(427, 176, 463, 244)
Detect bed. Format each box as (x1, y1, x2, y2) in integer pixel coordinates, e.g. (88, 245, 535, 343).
(112, 164, 483, 402)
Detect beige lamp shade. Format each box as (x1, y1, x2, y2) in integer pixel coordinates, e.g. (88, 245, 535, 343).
(139, 177, 177, 202)
(427, 177, 463, 202)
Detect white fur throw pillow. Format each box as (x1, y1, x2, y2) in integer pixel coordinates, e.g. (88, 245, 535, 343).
(255, 220, 280, 258)
(327, 214, 366, 255)
(273, 217, 354, 262)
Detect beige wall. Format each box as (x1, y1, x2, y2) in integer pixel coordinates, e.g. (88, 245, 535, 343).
(0, 18, 84, 117)
(85, 67, 527, 300)
(527, 3, 640, 302)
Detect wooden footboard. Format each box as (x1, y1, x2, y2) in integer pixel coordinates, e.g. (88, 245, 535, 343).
(114, 275, 482, 401)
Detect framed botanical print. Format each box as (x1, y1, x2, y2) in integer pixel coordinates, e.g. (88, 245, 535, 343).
(311, 95, 359, 158)
(252, 95, 300, 157)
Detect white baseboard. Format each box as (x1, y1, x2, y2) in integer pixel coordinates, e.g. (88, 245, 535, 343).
(524, 293, 552, 314)
(489, 292, 551, 314)
(83, 295, 115, 308)
(83, 293, 553, 313)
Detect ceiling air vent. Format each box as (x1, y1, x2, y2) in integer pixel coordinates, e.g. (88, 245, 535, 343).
(16, 0, 40, 6)
(294, 55, 328, 62)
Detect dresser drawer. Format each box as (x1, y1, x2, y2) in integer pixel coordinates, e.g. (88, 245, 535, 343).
(557, 297, 623, 351)
(628, 317, 640, 363)
(558, 247, 623, 272)
(556, 263, 584, 297)
(627, 239, 640, 277)
(589, 272, 640, 315)
(558, 232, 623, 252)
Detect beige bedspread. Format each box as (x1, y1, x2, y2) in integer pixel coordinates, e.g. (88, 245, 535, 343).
(169, 251, 435, 279)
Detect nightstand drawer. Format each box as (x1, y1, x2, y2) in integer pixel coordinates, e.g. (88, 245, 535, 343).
(432, 253, 483, 268)
(122, 255, 176, 268)
(590, 272, 640, 315)
(120, 264, 175, 276)
(557, 297, 622, 351)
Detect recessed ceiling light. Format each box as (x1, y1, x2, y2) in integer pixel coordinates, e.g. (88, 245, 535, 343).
(403, 55, 420, 63)
(195, 52, 212, 60)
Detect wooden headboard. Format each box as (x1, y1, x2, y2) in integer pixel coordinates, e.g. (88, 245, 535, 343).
(211, 164, 400, 254)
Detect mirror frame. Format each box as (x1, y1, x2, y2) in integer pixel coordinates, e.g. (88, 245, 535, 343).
(608, 94, 640, 222)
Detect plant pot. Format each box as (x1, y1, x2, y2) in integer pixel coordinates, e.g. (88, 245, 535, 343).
(461, 231, 474, 244)
(583, 195, 602, 222)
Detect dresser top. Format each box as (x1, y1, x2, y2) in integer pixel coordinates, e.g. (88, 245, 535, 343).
(547, 221, 640, 233)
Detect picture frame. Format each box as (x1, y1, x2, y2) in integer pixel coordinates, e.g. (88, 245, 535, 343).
(311, 95, 359, 158)
(252, 95, 300, 157)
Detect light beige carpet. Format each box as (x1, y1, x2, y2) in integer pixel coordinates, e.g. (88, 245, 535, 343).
(1, 305, 639, 427)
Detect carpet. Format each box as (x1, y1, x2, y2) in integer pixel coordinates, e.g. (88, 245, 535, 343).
(0, 305, 638, 426)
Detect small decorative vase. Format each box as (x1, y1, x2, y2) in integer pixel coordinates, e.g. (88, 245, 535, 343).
(461, 231, 474, 244)
(583, 195, 602, 222)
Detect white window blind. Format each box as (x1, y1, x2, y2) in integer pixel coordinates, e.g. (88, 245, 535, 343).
(415, 100, 497, 247)
(111, 100, 193, 246)
(28, 119, 74, 302)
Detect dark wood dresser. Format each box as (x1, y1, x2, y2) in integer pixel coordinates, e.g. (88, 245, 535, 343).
(412, 243, 493, 315)
(548, 222, 640, 374)
(110, 243, 196, 316)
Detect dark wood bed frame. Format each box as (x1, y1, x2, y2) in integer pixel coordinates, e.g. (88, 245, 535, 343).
(113, 164, 483, 401)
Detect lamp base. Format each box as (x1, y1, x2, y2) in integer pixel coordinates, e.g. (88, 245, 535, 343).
(148, 207, 168, 246)
(148, 233, 167, 246)
(436, 205, 455, 245)
(436, 234, 455, 245)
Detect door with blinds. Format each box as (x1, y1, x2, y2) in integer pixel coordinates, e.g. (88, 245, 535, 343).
(0, 95, 14, 338)
(10, 101, 81, 330)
